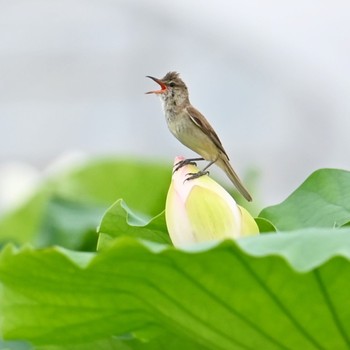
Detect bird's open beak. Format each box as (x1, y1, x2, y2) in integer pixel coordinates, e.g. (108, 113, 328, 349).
(145, 76, 167, 94)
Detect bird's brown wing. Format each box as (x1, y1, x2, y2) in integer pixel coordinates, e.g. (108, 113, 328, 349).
(186, 105, 229, 159)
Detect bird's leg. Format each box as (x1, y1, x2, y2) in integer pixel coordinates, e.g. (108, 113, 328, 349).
(173, 157, 205, 173)
(185, 159, 217, 181)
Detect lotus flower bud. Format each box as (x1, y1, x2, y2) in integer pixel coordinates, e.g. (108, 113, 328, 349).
(165, 156, 259, 247)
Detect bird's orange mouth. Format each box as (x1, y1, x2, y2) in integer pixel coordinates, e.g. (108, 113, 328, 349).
(145, 76, 167, 94)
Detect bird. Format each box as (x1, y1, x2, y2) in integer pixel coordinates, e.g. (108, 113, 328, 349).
(146, 71, 252, 201)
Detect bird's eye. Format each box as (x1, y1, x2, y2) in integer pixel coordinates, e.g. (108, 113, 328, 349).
(169, 82, 175, 87)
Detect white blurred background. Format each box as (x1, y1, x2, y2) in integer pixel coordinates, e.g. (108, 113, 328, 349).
(1, 0, 350, 212)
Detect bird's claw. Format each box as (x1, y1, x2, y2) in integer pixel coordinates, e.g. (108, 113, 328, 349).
(173, 159, 197, 173)
(184, 170, 210, 183)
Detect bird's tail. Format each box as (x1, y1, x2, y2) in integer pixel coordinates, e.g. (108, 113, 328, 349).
(216, 157, 252, 202)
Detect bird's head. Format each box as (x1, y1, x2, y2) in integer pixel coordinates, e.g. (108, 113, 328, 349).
(146, 72, 189, 104)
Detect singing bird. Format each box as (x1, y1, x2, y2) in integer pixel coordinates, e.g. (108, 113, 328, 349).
(146, 71, 252, 202)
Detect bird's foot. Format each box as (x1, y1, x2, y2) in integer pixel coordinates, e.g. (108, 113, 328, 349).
(173, 158, 204, 173)
(184, 170, 210, 183)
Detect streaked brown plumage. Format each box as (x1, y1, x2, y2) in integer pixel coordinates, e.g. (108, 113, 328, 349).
(146, 71, 252, 201)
